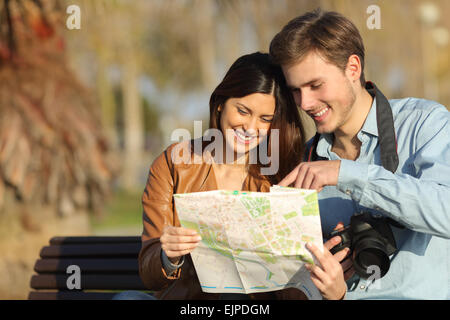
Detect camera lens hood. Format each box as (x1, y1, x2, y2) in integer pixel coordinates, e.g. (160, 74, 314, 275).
(353, 238, 390, 279)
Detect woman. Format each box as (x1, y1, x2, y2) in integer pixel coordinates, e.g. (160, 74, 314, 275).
(137, 52, 306, 300)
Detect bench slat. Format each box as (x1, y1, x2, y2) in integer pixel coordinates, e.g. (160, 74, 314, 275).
(34, 258, 139, 273)
(30, 274, 147, 290)
(50, 236, 141, 245)
(28, 291, 120, 300)
(40, 243, 141, 258)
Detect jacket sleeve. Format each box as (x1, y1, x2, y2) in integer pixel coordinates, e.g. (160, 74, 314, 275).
(138, 144, 182, 291)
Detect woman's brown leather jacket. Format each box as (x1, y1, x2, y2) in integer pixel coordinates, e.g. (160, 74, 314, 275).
(138, 142, 306, 300)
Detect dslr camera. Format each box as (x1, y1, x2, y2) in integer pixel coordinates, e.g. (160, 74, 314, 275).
(329, 212, 399, 279)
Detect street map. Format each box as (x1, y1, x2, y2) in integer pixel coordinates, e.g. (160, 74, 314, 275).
(174, 186, 324, 299)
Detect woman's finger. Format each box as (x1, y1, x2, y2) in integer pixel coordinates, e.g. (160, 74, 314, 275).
(333, 247, 350, 263)
(164, 247, 199, 259)
(306, 242, 333, 272)
(162, 241, 200, 252)
(161, 233, 202, 245)
(306, 263, 328, 283)
(323, 236, 342, 252)
(310, 273, 326, 293)
(166, 226, 199, 236)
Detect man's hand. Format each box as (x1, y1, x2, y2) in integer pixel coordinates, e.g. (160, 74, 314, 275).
(278, 160, 341, 191)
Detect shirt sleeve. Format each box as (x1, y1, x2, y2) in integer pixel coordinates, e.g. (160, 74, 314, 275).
(161, 249, 185, 276)
(337, 105, 450, 238)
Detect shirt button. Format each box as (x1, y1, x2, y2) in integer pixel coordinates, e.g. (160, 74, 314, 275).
(360, 285, 366, 290)
(346, 190, 352, 195)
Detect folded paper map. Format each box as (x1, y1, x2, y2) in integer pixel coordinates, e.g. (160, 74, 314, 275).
(174, 186, 324, 300)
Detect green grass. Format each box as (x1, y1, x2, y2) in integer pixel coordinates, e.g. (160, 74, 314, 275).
(91, 189, 143, 231)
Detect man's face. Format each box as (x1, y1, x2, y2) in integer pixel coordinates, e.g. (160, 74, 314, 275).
(282, 51, 357, 134)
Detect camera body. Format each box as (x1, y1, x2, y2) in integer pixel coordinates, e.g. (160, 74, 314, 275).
(329, 212, 398, 279)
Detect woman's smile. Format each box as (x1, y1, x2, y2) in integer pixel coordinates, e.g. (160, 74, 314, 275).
(233, 129, 258, 145)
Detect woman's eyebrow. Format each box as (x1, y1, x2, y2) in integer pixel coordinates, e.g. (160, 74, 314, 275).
(236, 102, 274, 117)
(236, 102, 252, 112)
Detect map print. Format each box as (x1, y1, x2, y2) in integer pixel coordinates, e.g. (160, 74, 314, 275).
(173, 186, 324, 299)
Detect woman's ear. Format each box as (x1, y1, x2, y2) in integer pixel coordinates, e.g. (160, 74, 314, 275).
(218, 105, 222, 112)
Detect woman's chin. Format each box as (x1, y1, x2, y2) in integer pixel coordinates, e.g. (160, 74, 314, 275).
(226, 141, 259, 159)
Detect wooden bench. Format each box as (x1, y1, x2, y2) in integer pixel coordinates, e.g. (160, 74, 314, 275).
(28, 236, 149, 300)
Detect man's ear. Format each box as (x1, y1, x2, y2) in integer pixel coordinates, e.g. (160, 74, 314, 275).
(345, 54, 363, 84)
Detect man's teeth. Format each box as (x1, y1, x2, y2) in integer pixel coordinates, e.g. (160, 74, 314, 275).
(313, 107, 329, 117)
(235, 131, 255, 141)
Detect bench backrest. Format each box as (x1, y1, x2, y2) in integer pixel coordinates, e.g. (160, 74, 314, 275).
(28, 236, 148, 300)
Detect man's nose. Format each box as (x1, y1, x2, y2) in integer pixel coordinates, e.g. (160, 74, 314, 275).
(298, 90, 316, 112)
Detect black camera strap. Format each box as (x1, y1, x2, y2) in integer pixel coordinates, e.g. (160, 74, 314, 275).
(305, 81, 399, 174)
(306, 82, 405, 229)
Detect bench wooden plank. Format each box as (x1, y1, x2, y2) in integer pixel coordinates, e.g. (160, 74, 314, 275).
(49, 236, 141, 245)
(28, 291, 120, 300)
(39, 243, 141, 258)
(30, 274, 147, 290)
(34, 258, 139, 273)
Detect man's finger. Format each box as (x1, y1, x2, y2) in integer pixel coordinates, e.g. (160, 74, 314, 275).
(301, 169, 315, 190)
(334, 222, 345, 230)
(278, 164, 300, 187)
(294, 164, 308, 189)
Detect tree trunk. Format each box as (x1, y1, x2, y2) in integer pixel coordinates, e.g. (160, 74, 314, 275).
(121, 52, 144, 191)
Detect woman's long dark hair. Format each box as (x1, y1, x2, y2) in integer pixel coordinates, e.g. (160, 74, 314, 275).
(208, 52, 305, 184)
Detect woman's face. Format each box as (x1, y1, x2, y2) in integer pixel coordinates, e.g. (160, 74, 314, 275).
(219, 92, 276, 157)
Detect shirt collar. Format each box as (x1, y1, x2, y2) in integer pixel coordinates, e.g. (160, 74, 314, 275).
(361, 97, 378, 137)
(315, 97, 379, 158)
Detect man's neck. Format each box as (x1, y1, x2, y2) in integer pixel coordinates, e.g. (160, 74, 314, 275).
(332, 88, 373, 160)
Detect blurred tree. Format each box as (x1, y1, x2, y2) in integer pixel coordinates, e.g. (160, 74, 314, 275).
(0, 0, 118, 216)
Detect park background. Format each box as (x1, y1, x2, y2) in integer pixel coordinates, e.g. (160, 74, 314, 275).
(0, 0, 449, 299)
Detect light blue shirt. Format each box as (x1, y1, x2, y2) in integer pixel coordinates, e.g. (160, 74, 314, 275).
(315, 97, 450, 299)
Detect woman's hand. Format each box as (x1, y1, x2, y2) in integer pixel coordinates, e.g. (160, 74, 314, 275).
(160, 226, 202, 264)
(305, 241, 348, 300)
(305, 222, 351, 300)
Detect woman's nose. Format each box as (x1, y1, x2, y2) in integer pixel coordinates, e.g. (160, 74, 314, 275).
(242, 117, 258, 134)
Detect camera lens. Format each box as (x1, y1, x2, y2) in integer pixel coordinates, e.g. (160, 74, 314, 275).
(352, 238, 390, 279)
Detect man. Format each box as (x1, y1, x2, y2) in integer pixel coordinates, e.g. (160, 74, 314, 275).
(270, 9, 449, 299)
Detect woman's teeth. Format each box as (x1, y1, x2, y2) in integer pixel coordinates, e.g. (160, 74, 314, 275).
(235, 131, 255, 141)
